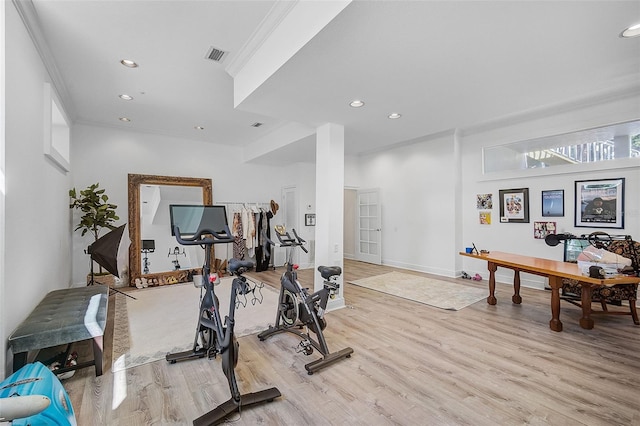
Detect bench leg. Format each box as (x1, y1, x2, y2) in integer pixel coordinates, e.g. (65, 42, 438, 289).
(93, 336, 104, 376)
(13, 352, 28, 373)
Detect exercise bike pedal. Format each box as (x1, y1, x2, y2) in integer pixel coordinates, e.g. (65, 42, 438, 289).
(296, 340, 314, 356)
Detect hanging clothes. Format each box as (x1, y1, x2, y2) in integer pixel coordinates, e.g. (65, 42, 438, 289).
(240, 206, 256, 259)
(255, 209, 273, 272)
(232, 211, 245, 260)
(247, 208, 256, 250)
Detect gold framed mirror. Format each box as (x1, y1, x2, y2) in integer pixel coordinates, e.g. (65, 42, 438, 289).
(128, 173, 213, 286)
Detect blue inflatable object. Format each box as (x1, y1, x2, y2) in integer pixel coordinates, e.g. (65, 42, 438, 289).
(0, 362, 76, 425)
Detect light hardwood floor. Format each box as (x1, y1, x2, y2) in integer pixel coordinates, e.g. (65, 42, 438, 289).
(63, 260, 640, 425)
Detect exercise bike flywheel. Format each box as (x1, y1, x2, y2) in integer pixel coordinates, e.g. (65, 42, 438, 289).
(280, 289, 298, 327)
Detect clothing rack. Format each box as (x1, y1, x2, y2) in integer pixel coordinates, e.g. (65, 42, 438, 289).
(214, 201, 276, 271)
(215, 201, 271, 206)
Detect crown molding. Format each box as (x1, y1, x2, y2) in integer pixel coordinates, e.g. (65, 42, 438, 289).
(224, 1, 297, 78)
(12, 0, 75, 121)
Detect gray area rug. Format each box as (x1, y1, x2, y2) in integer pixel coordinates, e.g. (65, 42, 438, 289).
(112, 279, 279, 372)
(348, 272, 486, 311)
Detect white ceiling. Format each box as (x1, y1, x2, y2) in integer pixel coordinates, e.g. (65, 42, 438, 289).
(24, 0, 640, 165)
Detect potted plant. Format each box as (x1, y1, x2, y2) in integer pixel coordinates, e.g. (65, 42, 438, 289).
(69, 183, 120, 281)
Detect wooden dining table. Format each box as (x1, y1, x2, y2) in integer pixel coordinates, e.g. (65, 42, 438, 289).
(460, 251, 640, 332)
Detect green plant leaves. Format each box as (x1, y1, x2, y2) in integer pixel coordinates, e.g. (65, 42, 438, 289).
(69, 182, 119, 241)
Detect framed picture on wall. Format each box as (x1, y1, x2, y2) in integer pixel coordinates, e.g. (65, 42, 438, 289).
(476, 193, 493, 209)
(541, 190, 564, 217)
(499, 188, 529, 223)
(574, 178, 624, 229)
(479, 211, 491, 225)
(305, 213, 316, 226)
(534, 221, 556, 239)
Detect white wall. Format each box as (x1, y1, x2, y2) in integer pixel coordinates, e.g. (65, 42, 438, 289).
(356, 132, 461, 276)
(292, 162, 316, 269)
(3, 2, 73, 377)
(0, 0, 7, 378)
(70, 123, 290, 285)
(343, 189, 356, 259)
(460, 95, 640, 288)
(347, 95, 639, 289)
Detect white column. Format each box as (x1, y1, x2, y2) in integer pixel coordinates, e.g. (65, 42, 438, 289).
(315, 123, 345, 310)
(613, 135, 631, 158)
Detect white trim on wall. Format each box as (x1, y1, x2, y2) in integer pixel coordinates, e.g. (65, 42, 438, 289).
(43, 82, 70, 172)
(1, 0, 7, 379)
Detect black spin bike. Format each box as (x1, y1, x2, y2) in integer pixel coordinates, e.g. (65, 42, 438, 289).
(165, 205, 280, 426)
(258, 227, 353, 375)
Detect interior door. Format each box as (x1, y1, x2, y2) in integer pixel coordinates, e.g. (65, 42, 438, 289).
(356, 188, 381, 265)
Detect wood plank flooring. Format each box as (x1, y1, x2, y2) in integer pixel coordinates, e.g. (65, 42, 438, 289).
(62, 260, 640, 425)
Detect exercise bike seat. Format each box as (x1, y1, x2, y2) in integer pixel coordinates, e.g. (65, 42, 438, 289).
(318, 266, 342, 280)
(229, 258, 255, 274)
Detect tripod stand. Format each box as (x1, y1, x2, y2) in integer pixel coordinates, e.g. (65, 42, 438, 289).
(141, 249, 153, 274)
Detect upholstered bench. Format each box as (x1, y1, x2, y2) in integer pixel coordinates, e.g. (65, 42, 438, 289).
(8, 285, 109, 376)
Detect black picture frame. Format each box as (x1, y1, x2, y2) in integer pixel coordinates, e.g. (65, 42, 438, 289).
(305, 213, 316, 226)
(574, 178, 625, 229)
(541, 189, 564, 217)
(499, 188, 529, 223)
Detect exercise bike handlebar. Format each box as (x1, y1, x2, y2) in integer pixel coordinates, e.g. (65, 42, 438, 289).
(263, 228, 309, 253)
(173, 225, 235, 246)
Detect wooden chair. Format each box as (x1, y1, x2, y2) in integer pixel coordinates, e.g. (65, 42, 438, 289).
(561, 239, 640, 325)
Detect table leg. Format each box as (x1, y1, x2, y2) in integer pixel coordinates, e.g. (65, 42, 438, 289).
(512, 270, 522, 304)
(579, 283, 594, 329)
(93, 336, 104, 376)
(548, 276, 563, 332)
(487, 262, 497, 305)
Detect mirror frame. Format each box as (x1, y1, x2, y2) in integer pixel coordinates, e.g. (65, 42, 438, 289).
(128, 173, 213, 286)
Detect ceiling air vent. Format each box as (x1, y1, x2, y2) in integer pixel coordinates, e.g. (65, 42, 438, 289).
(251, 122, 264, 128)
(205, 46, 228, 63)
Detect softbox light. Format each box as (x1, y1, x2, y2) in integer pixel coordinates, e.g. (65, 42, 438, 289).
(90, 224, 130, 278)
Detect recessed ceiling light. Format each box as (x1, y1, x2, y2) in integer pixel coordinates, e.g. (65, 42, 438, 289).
(119, 117, 131, 122)
(388, 113, 402, 119)
(194, 126, 204, 130)
(349, 100, 365, 108)
(621, 23, 640, 38)
(119, 94, 133, 101)
(120, 59, 138, 68)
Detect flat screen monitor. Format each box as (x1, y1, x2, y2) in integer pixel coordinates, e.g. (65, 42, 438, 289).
(169, 204, 229, 237)
(142, 239, 155, 250)
(564, 238, 590, 263)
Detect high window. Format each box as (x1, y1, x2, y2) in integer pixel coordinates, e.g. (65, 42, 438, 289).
(484, 121, 640, 174)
